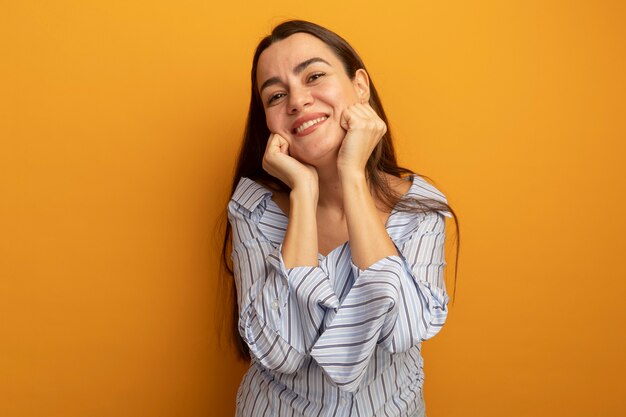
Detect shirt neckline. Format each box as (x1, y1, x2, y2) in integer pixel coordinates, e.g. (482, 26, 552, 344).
(266, 175, 417, 259)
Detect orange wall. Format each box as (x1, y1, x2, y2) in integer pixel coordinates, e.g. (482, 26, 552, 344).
(1, 1, 625, 416)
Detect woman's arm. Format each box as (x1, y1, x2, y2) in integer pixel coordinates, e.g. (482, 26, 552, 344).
(229, 195, 339, 374)
(310, 210, 449, 392)
(335, 102, 398, 268)
(262, 133, 319, 268)
(307, 103, 450, 392)
(227, 133, 339, 374)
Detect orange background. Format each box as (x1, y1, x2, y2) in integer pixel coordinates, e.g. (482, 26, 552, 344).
(1, 1, 625, 416)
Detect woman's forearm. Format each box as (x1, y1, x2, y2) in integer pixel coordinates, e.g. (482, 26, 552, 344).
(341, 171, 398, 270)
(281, 187, 319, 268)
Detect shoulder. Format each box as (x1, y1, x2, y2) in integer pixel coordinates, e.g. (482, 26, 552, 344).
(404, 174, 450, 216)
(386, 173, 452, 244)
(228, 177, 289, 247)
(383, 172, 450, 215)
(228, 177, 273, 219)
(386, 173, 413, 197)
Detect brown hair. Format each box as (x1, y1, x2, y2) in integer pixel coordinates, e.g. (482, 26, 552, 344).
(219, 20, 460, 359)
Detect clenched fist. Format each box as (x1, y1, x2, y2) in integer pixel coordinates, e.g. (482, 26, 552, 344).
(337, 103, 387, 176)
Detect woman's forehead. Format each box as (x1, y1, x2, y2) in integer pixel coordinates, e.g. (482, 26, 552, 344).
(257, 33, 338, 78)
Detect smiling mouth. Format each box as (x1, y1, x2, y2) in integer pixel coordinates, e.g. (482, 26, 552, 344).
(293, 116, 328, 134)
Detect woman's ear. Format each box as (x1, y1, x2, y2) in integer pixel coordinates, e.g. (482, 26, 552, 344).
(353, 69, 370, 103)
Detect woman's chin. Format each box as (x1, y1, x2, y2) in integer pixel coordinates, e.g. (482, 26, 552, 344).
(288, 128, 342, 165)
(293, 146, 340, 169)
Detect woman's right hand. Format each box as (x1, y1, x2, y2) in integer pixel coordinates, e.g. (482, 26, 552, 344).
(262, 133, 319, 194)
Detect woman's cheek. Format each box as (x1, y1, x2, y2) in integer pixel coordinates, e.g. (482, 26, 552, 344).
(265, 113, 290, 138)
(265, 114, 280, 135)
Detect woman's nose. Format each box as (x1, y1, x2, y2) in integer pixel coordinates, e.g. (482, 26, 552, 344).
(288, 87, 313, 114)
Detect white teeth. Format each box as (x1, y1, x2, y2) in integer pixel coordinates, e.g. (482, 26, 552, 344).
(296, 117, 327, 133)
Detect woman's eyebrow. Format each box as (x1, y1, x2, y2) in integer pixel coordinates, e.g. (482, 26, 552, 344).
(260, 57, 331, 93)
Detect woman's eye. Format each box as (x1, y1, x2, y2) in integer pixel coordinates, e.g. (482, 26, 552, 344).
(307, 72, 325, 82)
(268, 93, 286, 104)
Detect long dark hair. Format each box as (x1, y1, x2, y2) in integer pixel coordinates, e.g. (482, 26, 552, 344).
(218, 20, 460, 359)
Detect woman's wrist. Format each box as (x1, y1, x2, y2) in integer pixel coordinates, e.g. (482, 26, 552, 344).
(290, 183, 319, 206)
(338, 166, 367, 185)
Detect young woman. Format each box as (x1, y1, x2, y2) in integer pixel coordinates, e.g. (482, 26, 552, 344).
(222, 20, 459, 417)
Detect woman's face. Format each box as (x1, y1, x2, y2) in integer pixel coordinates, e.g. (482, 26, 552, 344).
(256, 33, 369, 167)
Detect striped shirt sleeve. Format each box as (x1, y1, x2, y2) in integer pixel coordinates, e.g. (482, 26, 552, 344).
(310, 211, 449, 392)
(228, 199, 340, 374)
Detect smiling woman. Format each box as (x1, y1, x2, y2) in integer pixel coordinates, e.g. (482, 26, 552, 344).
(220, 20, 459, 417)
(257, 33, 372, 170)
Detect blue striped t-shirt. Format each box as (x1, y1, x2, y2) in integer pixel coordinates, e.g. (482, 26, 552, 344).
(227, 174, 451, 417)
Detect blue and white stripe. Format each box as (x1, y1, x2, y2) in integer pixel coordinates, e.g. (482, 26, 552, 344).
(228, 175, 451, 417)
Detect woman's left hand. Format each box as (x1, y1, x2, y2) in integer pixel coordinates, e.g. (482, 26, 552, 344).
(337, 102, 387, 177)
